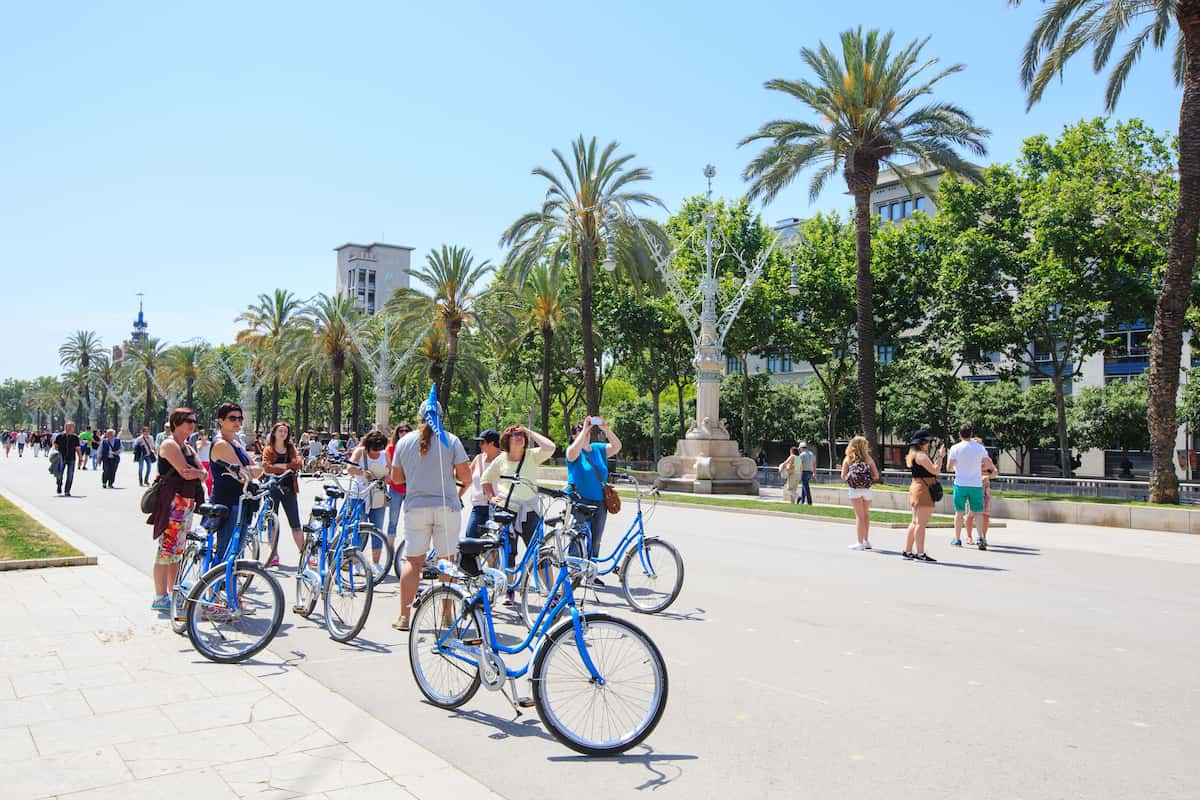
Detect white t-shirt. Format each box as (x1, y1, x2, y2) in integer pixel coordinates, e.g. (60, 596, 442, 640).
(948, 440, 989, 488)
(327, 439, 341, 456)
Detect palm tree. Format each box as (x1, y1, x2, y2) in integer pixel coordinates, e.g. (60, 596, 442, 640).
(236, 289, 306, 425)
(1009, 1, 1198, 503)
(131, 337, 167, 428)
(92, 353, 115, 429)
(58, 330, 103, 425)
(740, 28, 988, 458)
(514, 257, 579, 433)
(501, 136, 666, 416)
(303, 294, 357, 433)
(163, 341, 211, 410)
(393, 245, 494, 410)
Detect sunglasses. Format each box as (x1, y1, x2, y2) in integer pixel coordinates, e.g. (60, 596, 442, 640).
(225, 415, 244, 422)
(182, 418, 197, 424)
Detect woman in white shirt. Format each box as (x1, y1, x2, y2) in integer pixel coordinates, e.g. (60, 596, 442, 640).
(464, 430, 501, 540)
(482, 424, 555, 604)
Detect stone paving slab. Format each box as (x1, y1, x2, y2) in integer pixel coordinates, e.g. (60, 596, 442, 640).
(0, 486, 506, 800)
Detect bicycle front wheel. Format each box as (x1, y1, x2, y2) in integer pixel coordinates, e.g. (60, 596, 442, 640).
(619, 537, 684, 614)
(407, 585, 483, 708)
(339, 524, 392, 586)
(323, 548, 374, 642)
(293, 538, 320, 618)
(186, 561, 285, 664)
(171, 544, 202, 636)
(532, 613, 668, 756)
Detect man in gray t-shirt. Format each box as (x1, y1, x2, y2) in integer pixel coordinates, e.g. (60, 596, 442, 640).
(796, 442, 816, 506)
(389, 404, 471, 630)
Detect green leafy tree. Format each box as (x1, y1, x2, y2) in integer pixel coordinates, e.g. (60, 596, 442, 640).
(131, 337, 167, 429)
(236, 289, 306, 424)
(740, 27, 989, 458)
(58, 330, 104, 425)
(1070, 375, 1151, 457)
(303, 294, 357, 432)
(1011, 0, 1200, 501)
(511, 257, 578, 433)
(957, 381, 1058, 474)
(501, 136, 666, 417)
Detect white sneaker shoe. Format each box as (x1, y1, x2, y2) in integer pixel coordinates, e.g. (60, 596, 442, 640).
(863, 541, 872, 550)
(371, 564, 383, 579)
(848, 542, 867, 551)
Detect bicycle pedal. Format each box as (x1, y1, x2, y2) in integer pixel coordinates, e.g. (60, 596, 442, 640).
(516, 697, 535, 709)
(461, 638, 483, 646)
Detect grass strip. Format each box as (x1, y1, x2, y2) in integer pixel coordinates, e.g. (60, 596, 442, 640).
(0, 493, 82, 561)
(616, 488, 919, 523)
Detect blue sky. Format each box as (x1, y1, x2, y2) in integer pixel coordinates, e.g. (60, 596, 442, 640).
(0, 0, 1180, 382)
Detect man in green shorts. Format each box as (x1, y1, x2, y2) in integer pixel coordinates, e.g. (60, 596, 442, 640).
(947, 423, 998, 550)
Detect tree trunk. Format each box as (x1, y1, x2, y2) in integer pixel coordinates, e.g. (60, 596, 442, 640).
(851, 185, 879, 459)
(676, 381, 686, 442)
(651, 388, 662, 464)
(143, 373, 153, 429)
(740, 356, 751, 454)
(1148, 17, 1200, 504)
(293, 378, 302, 434)
(579, 246, 600, 416)
(256, 386, 265, 437)
(332, 364, 343, 434)
(440, 320, 460, 422)
(1052, 373, 1073, 478)
(185, 376, 195, 411)
(270, 375, 280, 426)
(827, 392, 839, 470)
(351, 364, 362, 433)
(539, 324, 553, 434)
(302, 374, 311, 433)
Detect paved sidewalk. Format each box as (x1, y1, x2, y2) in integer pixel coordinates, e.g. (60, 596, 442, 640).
(0, 489, 504, 800)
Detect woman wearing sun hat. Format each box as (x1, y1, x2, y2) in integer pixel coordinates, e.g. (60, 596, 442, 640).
(904, 429, 945, 563)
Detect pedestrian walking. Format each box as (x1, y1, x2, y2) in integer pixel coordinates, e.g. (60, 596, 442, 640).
(388, 394, 471, 631)
(779, 447, 799, 503)
(209, 403, 263, 563)
(99, 428, 121, 488)
(148, 408, 206, 612)
(2, 431, 11, 458)
(54, 422, 81, 496)
(841, 435, 879, 551)
(904, 429, 945, 562)
(134, 426, 156, 486)
(16, 429, 27, 457)
(77, 427, 92, 470)
(262, 421, 304, 568)
(347, 429, 391, 578)
(384, 423, 413, 546)
(482, 424, 556, 604)
(154, 422, 169, 453)
(948, 424, 998, 550)
(464, 429, 500, 540)
(796, 441, 816, 505)
(565, 415, 623, 560)
(90, 429, 101, 470)
(196, 429, 213, 495)
(965, 436, 998, 547)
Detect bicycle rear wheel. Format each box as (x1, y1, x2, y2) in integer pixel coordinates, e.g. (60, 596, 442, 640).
(253, 510, 279, 568)
(338, 524, 392, 586)
(532, 613, 668, 756)
(186, 561, 284, 664)
(323, 548, 374, 642)
(293, 538, 320, 618)
(619, 537, 684, 614)
(519, 552, 561, 631)
(407, 585, 483, 708)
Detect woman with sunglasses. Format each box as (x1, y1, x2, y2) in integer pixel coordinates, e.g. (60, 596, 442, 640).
(149, 408, 207, 612)
(385, 422, 412, 546)
(209, 402, 263, 562)
(262, 421, 304, 567)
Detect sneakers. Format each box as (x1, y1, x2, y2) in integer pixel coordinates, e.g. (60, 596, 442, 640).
(902, 551, 914, 560)
(268, 555, 280, 567)
(951, 539, 963, 547)
(914, 553, 938, 563)
(503, 592, 516, 607)
(848, 542, 867, 551)
(978, 539, 988, 551)
(392, 616, 410, 631)
(371, 563, 384, 579)
(150, 595, 170, 612)
(863, 541, 872, 550)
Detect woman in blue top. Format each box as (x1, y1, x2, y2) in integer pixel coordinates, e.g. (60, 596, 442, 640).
(209, 402, 263, 561)
(565, 416, 622, 560)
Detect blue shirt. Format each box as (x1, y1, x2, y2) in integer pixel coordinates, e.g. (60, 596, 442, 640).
(566, 443, 609, 502)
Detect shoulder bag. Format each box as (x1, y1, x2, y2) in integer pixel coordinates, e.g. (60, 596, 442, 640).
(586, 447, 620, 515)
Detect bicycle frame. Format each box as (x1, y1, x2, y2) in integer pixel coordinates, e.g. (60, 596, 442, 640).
(433, 560, 605, 683)
(193, 473, 282, 612)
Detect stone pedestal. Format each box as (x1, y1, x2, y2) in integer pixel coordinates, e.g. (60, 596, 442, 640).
(656, 420, 760, 496)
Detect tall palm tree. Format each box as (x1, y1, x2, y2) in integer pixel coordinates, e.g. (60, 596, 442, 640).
(393, 245, 494, 409)
(236, 289, 306, 425)
(59, 330, 104, 425)
(131, 337, 167, 428)
(164, 341, 211, 410)
(501, 136, 666, 416)
(303, 294, 357, 433)
(92, 353, 115, 429)
(740, 28, 988, 458)
(514, 257, 579, 433)
(1010, 1, 1198, 503)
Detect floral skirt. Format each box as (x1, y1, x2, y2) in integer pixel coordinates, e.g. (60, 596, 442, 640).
(156, 493, 195, 565)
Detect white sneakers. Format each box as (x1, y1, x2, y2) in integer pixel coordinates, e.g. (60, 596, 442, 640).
(849, 542, 867, 551)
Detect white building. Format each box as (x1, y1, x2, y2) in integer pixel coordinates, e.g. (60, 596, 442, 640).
(334, 242, 414, 314)
(747, 163, 1188, 478)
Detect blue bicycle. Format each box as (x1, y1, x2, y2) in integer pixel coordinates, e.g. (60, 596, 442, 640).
(294, 480, 374, 642)
(172, 471, 289, 663)
(406, 534, 668, 756)
(527, 472, 683, 617)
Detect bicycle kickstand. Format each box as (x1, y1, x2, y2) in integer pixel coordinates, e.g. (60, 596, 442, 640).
(503, 677, 536, 716)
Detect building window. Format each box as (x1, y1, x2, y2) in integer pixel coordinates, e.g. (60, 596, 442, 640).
(726, 356, 742, 374)
(902, 199, 913, 218)
(1029, 376, 1050, 385)
(877, 344, 895, 364)
(1032, 340, 1054, 363)
(914, 196, 925, 211)
(765, 353, 793, 373)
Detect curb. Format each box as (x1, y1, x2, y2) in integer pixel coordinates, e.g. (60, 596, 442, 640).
(0, 555, 98, 570)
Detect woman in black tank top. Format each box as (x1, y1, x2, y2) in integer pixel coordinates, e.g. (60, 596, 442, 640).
(904, 431, 945, 563)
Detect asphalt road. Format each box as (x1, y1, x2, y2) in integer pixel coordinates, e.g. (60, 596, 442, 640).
(3, 453, 1198, 799)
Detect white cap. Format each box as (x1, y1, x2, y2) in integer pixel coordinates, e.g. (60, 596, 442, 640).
(798, 441, 807, 448)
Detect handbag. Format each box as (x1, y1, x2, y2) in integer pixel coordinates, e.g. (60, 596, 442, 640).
(140, 476, 162, 514)
(928, 479, 944, 503)
(585, 447, 620, 514)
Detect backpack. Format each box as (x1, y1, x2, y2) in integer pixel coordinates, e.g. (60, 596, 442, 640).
(846, 461, 873, 489)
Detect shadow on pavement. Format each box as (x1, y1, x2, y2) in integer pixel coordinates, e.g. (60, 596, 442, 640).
(547, 744, 699, 789)
(984, 545, 1041, 556)
(871, 549, 1008, 571)
(447, 707, 556, 743)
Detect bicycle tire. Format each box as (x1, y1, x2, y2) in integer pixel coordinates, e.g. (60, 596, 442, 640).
(407, 585, 483, 708)
(171, 544, 202, 636)
(240, 527, 260, 566)
(294, 538, 320, 618)
(336, 524, 392, 587)
(619, 537, 684, 614)
(323, 547, 374, 642)
(255, 509, 279, 568)
(532, 613, 668, 756)
(185, 560, 285, 664)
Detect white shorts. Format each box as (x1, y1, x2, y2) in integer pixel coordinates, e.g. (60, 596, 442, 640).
(402, 505, 461, 559)
(847, 487, 874, 501)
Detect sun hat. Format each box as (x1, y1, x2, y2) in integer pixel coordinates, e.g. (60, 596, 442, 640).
(798, 441, 808, 448)
(909, 429, 935, 445)
(474, 429, 499, 445)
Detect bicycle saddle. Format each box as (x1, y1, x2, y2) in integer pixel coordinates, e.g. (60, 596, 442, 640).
(322, 483, 344, 499)
(195, 503, 230, 520)
(490, 509, 516, 525)
(309, 504, 336, 521)
(573, 500, 601, 518)
(457, 537, 504, 556)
